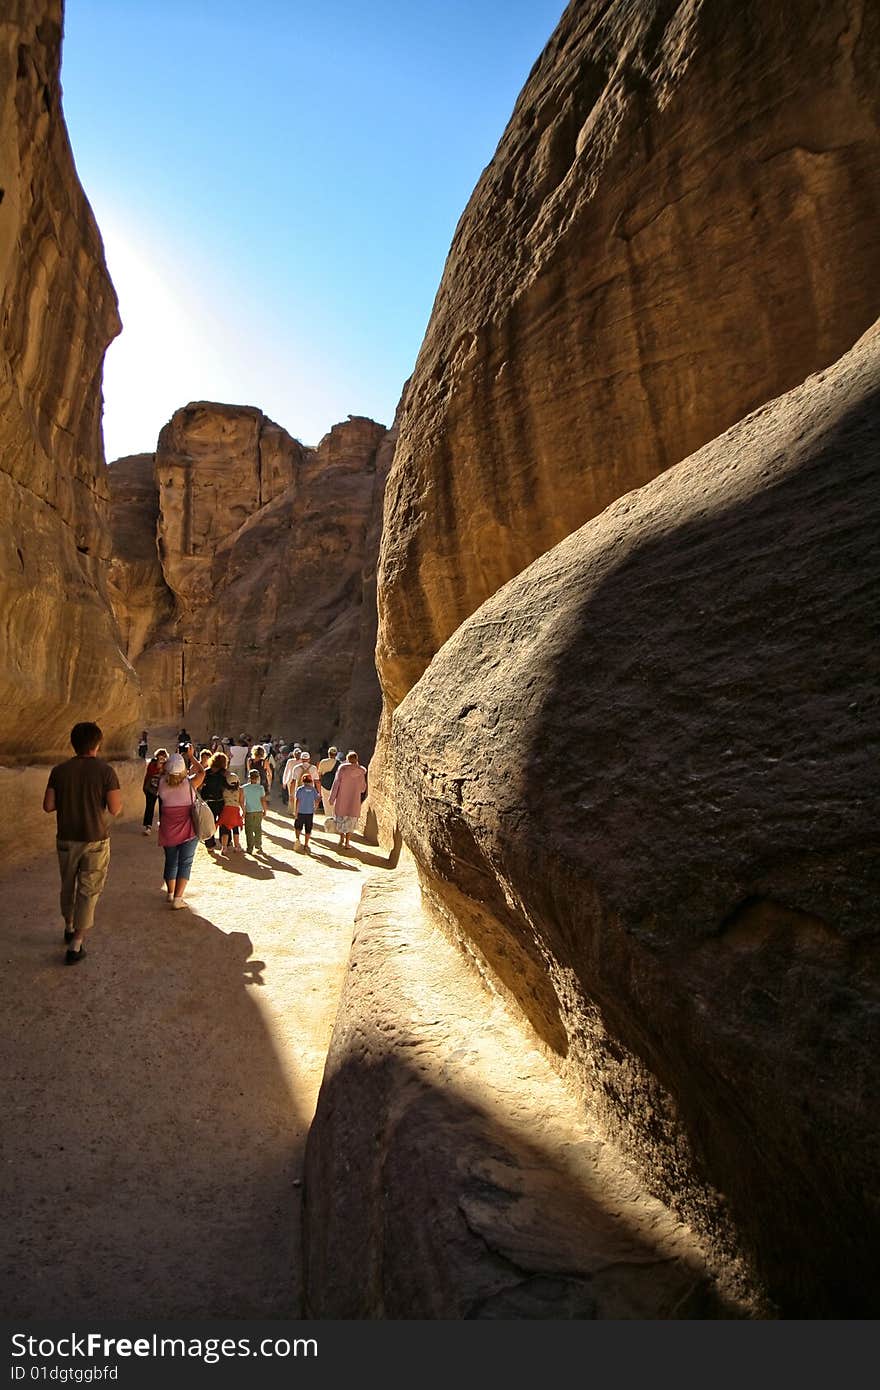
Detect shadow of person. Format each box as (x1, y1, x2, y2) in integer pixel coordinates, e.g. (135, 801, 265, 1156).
(211, 851, 300, 879)
(257, 852, 301, 877)
(307, 831, 393, 870)
(308, 830, 340, 846)
(0, 857, 308, 1320)
(214, 852, 273, 880)
(263, 829, 299, 852)
(338, 840, 396, 869)
(242, 953, 267, 987)
(299, 848, 360, 873)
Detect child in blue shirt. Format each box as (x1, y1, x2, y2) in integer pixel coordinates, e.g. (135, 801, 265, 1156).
(243, 769, 268, 855)
(294, 774, 320, 852)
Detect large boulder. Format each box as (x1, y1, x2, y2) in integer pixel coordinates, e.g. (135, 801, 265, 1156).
(391, 322, 880, 1315)
(0, 1, 140, 760)
(377, 0, 880, 722)
(305, 866, 749, 1318)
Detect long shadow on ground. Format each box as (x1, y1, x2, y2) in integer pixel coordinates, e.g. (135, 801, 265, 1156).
(0, 822, 308, 1319)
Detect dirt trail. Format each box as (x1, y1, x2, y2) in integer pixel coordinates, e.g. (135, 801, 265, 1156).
(0, 772, 384, 1318)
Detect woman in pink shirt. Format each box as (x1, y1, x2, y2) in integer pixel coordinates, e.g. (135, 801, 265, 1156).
(157, 745, 206, 908)
(329, 751, 367, 850)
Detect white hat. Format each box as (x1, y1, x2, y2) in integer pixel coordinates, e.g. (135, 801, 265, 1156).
(166, 753, 186, 774)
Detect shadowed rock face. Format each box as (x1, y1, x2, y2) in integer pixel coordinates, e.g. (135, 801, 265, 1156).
(0, 1, 139, 759)
(107, 454, 177, 725)
(108, 405, 394, 755)
(391, 323, 880, 1315)
(376, 0, 880, 720)
(305, 865, 749, 1318)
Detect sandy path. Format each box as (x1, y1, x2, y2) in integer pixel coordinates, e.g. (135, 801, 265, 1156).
(0, 776, 384, 1318)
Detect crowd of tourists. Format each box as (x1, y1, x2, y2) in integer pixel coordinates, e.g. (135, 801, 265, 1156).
(45, 721, 368, 964)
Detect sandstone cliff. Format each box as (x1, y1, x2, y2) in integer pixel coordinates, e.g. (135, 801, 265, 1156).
(0, 1, 140, 760)
(390, 323, 880, 1315)
(107, 453, 178, 725)
(155, 403, 304, 614)
(376, 0, 880, 723)
(109, 405, 392, 756)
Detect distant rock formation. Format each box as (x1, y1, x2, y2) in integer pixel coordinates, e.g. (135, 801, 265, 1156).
(376, 0, 880, 727)
(391, 322, 880, 1315)
(0, 1, 139, 760)
(155, 403, 303, 613)
(107, 454, 176, 725)
(108, 404, 395, 756)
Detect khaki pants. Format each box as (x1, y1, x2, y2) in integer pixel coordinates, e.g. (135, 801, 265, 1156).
(57, 838, 111, 934)
(244, 811, 263, 852)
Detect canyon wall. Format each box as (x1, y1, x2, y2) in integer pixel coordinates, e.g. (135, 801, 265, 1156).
(391, 323, 880, 1315)
(306, 0, 880, 1317)
(0, 5, 393, 768)
(0, 1, 140, 761)
(107, 453, 178, 725)
(108, 405, 394, 757)
(376, 0, 880, 724)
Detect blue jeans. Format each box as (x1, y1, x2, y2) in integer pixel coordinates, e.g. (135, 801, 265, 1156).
(163, 837, 198, 884)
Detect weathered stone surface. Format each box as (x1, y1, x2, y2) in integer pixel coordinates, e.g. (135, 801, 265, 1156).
(155, 403, 303, 613)
(391, 323, 880, 1315)
(0, 1, 140, 759)
(109, 406, 392, 754)
(338, 411, 400, 824)
(377, 0, 880, 722)
(107, 454, 178, 724)
(304, 862, 753, 1317)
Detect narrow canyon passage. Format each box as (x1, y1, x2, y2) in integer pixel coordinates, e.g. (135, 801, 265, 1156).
(0, 780, 373, 1318)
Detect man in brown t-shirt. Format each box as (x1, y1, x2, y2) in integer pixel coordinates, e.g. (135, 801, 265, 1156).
(43, 721, 123, 964)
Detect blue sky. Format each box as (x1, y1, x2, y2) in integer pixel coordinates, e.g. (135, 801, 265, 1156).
(61, 0, 565, 460)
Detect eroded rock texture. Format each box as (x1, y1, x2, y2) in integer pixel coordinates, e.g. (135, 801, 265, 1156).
(305, 864, 752, 1317)
(391, 324, 880, 1315)
(155, 403, 303, 613)
(107, 454, 177, 724)
(109, 405, 394, 754)
(377, 0, 880, 719)
(0, 2, 140, 759)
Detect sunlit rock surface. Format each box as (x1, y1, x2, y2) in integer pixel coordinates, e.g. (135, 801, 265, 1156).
(376, 0, 880, 724)
(0, 1, 140, 759)
(391, 322, 880, 1315)
(155, 403, 303, 614)
(304, 863, 756, 1318)
(109, 406, 394, 754)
